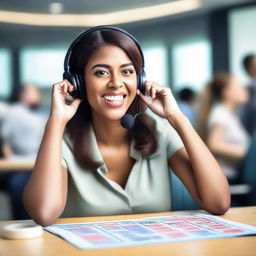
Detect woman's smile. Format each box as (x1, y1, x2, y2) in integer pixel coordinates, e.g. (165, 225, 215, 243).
(102, 92, 127, 108)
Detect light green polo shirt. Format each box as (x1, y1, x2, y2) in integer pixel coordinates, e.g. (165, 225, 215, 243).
(61, 115, 184, 217)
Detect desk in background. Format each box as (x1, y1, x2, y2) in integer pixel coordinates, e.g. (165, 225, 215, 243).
(0, 206, 255, 256)
(0, 158, 34, 171)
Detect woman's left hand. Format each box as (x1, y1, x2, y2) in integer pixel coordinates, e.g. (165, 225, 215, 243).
(137, 81, 182, 119)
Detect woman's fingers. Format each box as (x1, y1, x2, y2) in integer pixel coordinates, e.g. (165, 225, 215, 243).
(70, 98, 82, 109)
(137, 90, 152, 106)
(151, 86, 157, 99)
(53, 79, 74, 96)
(144, 81, 163, 98)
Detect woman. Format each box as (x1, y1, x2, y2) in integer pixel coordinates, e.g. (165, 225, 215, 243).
(197, 73, 250, 182)
(23, 26, 230, 226)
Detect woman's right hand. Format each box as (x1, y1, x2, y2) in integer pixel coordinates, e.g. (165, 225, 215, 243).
(50, 79, 82, 124)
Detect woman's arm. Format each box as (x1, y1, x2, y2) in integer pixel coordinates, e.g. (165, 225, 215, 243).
(2, 142, 13, 157)
(208, 124, 247, 160)
(168, 113, 230, 215)
(137, 82, 230, 215)
(23, 80, 81, 226)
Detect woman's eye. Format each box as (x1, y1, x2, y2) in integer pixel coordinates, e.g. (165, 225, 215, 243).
(121, 69, 134, 75)
(94, 70, 109, 77)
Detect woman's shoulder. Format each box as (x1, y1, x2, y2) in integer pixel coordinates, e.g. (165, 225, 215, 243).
(146, 112, 184, 158)
(208, 104, 230, 126)
(62, 131, 74, 151)
(146, 112, 182, 140)
(146, 112, 169, 132)
(211, 104, 229, 115)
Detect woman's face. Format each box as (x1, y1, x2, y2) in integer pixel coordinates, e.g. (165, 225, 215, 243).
(84, 44, 137, 122)
(223, 76, 248, 105)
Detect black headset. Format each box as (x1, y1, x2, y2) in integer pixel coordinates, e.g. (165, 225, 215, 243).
(63, 25, 146, 99)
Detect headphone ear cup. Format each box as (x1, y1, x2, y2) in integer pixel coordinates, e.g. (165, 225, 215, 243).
(63, 71, 79, 98)
(63, 71, 85, 99)
(137, 68, 146, 94)
(73, 72, 85, 99)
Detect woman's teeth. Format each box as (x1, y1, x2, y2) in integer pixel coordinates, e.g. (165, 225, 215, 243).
(104, 95, 124, 101)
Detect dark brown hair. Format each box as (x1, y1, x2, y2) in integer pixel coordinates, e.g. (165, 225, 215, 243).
(197, 72, 232, 141)
(66, 28, 157, 170)
(243, 54, 256, 75)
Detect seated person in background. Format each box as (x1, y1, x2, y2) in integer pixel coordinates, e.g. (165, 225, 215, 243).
(0, 100, 9, 156)
(197, 73, 250, 183)
(240, 54, 256, 136)
(0, 83, 46, 220)
(23, 26, 230, 227)
(177, 87, 197, 126)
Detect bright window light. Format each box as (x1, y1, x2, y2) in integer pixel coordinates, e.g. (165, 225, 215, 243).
(20, 48, 66, 88)
(229, 5, 256, 83)
(0, 49, 12, 98)
(172, 40, 212, 92)
(143, 46, 167, 86)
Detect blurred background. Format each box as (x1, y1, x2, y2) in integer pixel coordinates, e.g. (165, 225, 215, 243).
(1, 0, 256, 220)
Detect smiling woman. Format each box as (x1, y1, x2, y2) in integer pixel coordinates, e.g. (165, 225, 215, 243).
(23, 26, 230, 227)
(85, 46, 137, 119)
(63, 27, 156, 169)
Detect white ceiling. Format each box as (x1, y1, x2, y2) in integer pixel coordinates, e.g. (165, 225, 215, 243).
(0, 0, 254, 14)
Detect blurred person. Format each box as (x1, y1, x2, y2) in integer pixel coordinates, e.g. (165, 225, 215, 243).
(23, 26, 230, 227)
(197, 73, 250, 183)
(240, 54, 256, 136)
(0, 101, 9, 156)
(177, 87, 197, 126)
(0, 83, 46, 219)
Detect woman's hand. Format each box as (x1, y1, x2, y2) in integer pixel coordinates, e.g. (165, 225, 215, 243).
(137, 81, 182, 122)
(50, 79, 82, 124)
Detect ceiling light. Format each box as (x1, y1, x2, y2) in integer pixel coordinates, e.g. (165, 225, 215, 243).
(0, 0, 201, 27)
(49, 2, 63, 14)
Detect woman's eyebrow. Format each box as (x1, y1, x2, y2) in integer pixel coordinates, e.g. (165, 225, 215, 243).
(120, 63, 134, 68)
(92, 64, 111, 70)
(92, 63, 134, 70)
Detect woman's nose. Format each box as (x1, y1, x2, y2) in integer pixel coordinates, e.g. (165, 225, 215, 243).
(107, 73, 124, 89)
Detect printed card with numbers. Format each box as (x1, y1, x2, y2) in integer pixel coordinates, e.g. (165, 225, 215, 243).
(45, 213, 256, 250)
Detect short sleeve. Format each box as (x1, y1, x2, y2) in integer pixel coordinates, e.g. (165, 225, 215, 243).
(1, 115, 11, 140)
(61, 156, 68, 168)
(61, 135, 70, 169)
(208, 105, 229, 129)
(155, 116, 184, 159)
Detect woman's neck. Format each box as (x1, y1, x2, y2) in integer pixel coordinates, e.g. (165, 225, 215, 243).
(221, 100, 236, 112)
(91, 113, 129, 146)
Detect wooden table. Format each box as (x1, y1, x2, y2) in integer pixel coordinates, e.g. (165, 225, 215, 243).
(0, 158, 34, 171)
(0, 206, 255, 256)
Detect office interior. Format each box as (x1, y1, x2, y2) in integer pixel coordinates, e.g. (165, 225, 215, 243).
(0, 0, 256, 220)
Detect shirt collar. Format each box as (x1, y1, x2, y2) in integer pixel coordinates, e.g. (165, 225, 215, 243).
(129, 134, 161, 160)
(88, 125, 160, 165)
(87, 125, 104, 164)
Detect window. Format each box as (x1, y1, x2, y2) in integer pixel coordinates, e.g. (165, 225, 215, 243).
(229, 5, 256, 83)
(20, 48, 66, 88)
(0, 49, 12, 98)
(172, 40, 212, 92)
(143, 46, 168, 86)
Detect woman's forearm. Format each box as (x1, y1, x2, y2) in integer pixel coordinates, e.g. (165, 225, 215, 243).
(168, 112, 230, 213)
(208, 141, 247, 161)
(23, 116, 68, 226)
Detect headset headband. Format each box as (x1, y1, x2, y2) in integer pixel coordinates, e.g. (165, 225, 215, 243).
(64, 25, 145, 73)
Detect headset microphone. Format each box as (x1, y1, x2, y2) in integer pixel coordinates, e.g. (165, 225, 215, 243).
(120, 112, 143, 129)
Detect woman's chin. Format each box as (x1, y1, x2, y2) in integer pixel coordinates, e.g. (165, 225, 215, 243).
(99, 110, 128, 123)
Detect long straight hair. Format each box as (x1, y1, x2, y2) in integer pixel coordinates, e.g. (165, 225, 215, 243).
(66, 28, 157, 170)
(197, 72, 232, 141)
